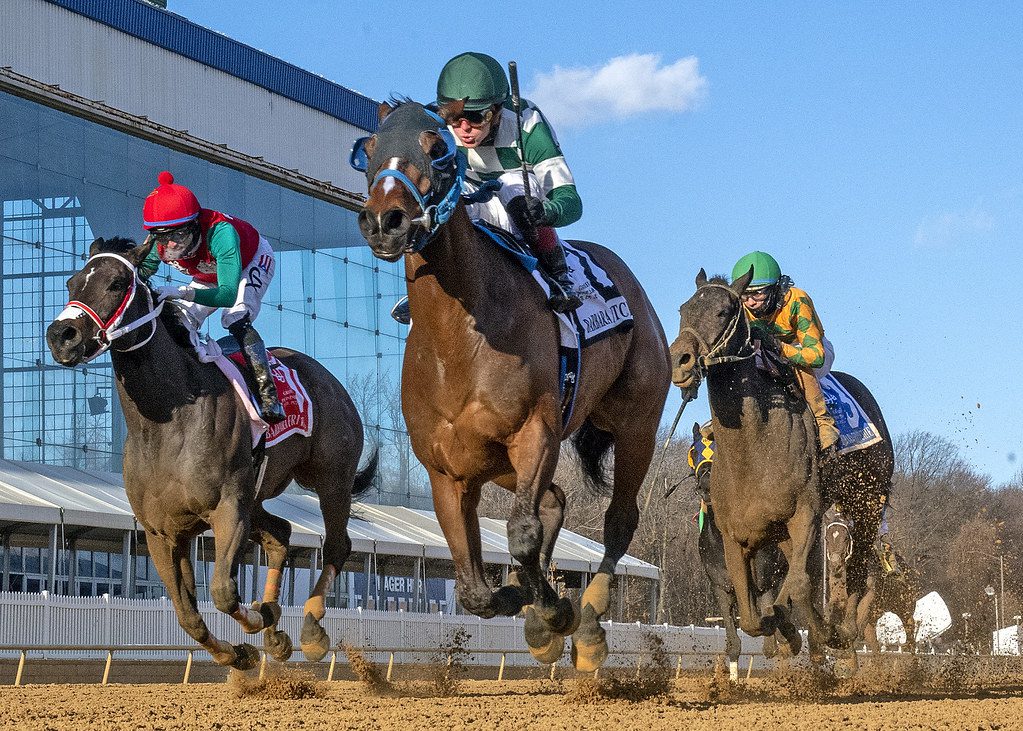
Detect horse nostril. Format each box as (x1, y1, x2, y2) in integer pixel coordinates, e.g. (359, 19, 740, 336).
(59, 325, 80, 346)
(678, 352, 692, 367)
(381, 209, 409, 236)
(357, 209, 378, 238)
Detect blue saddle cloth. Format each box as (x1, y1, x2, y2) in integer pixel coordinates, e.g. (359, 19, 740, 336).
(820, 373, 884, 454)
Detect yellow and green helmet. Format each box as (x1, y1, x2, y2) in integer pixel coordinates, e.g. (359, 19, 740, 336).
(732, 251, 781, 291)
(436, 52, 510, 111)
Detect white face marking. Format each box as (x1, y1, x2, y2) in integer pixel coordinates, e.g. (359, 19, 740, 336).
(83, 266, 97, 288)
(55, 305, 85, 321)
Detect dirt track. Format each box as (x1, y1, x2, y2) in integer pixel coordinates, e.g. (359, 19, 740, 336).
(1, 672, 1020, 731)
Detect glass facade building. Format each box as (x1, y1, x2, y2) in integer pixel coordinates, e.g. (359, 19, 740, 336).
(0, 89, 427, 507)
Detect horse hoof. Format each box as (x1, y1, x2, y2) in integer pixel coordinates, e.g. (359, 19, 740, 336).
(231, 643, 260, 671)
(571, 637, 609, 673)
(832, 649, 859, 679)
(493, 584, 528, 616)
(524, 606, 567, 663)
(570, 604, 608, 672)
(253, 600, 282, 629)
(264, 628, 294, 663)
(300, 612, 330, 662)
(549, 597, 580, 636)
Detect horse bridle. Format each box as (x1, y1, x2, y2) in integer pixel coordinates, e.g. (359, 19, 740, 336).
(678, 283, 756, 374)
(351, 109, 466, 254)
(55, 252, 165, 362)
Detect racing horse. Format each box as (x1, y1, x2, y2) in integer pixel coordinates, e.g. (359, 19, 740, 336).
(355, 100, 670, 670)
(824, 510, 918, 653)
(686, 422, 787, 680)
(46, 237, 375, 669)
(669, 270, 894, 676)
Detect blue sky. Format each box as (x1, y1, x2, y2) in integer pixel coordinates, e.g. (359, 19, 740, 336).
(171, 1, 1023, 485)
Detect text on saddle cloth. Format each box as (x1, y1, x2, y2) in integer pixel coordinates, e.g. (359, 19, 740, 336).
(819, 373, 883, 455)
(473, 221, 635, 428)
(224, 351, 314, 447)
(187, 333, 313, 447)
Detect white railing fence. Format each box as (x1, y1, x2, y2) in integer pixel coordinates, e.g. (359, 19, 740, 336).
(0, 591, 751, 669)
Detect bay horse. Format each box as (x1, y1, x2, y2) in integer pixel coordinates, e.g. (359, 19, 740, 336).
(670, 270, 894, 676)
(46, 237, 375, 669)
(355, 100, 670, 670)
(824, 515, 919, 653)
(686, 422, 787, 680)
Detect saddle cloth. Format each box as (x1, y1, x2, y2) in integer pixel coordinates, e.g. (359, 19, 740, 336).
(474, 222, 634, 427)
(189, 334, 314, 448)
(819, 373, 883, 455)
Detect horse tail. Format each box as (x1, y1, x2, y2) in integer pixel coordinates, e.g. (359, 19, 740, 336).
(351, 449, 379, 498)
(571, 419, 614, 496)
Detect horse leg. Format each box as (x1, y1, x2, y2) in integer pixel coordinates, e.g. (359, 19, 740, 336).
(300, 468, 358, 661)
(721, 536, 767, 639)
(758, 541, 799, 658)
(147, 531, 258, 670)
(571, 430, 652, 672)
(208, 494, 273, 636)
(784, 502, 853, 675)
(719, 587, 742, 680)
(505, 425, 578, 663)
(431, 468, 527, 619)
(250, 505, 294, 662)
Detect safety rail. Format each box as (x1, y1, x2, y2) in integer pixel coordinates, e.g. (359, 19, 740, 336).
(0, 643, 767, 687)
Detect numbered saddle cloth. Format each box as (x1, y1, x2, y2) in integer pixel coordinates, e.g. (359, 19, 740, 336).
(188, 332, 313, 448)
(819, 373, 883, 455)
(474, 221, 634, 427)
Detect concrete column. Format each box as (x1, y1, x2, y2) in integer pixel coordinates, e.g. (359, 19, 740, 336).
(67, 541, 78, 595)
(121, 532, 133, 598)
(363, 553, 372, 609)
(286, 550, 296, 606)
(1, 531, 10, 592)
(649, 577, 659, 624)
(47, 524, 59, 593)
(308, 548, 319, 599)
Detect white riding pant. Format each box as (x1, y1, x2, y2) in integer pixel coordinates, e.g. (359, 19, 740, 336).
(173, 236, 275, 333)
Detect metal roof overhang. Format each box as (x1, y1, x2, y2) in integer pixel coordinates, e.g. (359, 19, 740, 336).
(0, 460, 659, 580)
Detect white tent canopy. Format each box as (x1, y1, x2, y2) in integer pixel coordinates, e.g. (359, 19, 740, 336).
(0, 459, 658, 580)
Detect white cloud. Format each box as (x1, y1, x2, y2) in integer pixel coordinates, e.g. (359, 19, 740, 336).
(526, 53, 707, 129)
(913, 205, 995, 248)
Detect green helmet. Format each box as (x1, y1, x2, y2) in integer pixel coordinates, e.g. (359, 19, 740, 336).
(732, 251, 781, 290)
(436, 52, 509, 111)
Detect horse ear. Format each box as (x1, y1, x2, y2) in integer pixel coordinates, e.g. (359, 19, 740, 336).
(731, 265, 755, 295)
(377, 101, 394, 124)
(695, 268, 708, 287)
(419, 129, 447, 160)
(126, 236, 154, 267)
(437, 98, 465, 124)
(88, 238, 106, 258)
(692, 421, 701, 443)
(363, 134, 378, 161)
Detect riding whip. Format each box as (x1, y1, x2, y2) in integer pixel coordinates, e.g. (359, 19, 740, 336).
(643, 394, 693, 510)
(507, 61, 532, 202)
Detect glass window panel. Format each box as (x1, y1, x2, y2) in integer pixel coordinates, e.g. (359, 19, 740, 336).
(24, 548, 40, 574)
(77, 550, 93, 577)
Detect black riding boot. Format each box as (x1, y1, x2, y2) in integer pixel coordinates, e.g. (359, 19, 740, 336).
(536, 243, 584, 314)
(229, 317, 286, 424)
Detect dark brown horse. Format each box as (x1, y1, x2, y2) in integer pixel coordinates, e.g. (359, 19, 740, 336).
(355, 100, 670, 670)
(670, 270, 893, 676)
(46, 237, 375, 669)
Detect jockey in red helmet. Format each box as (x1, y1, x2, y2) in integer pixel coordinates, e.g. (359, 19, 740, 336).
(140, 171, 285, 423)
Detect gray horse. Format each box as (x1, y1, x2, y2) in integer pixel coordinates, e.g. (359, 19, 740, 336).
(46, 237, 375, 669)
(670, 269, 894, 676)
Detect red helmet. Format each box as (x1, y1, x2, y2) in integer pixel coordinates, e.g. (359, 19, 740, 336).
(142, 171, 200, 229)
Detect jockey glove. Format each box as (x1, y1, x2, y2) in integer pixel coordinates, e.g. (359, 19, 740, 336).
(156, 284, 195, 303)
(507, 195, 552, 230)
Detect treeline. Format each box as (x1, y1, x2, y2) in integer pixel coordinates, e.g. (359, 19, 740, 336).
(480, 428, 1020, 643)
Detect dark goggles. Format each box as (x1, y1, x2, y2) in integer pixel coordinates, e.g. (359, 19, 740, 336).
(151, 223, 199, 258)
(454, 107, 496, 127)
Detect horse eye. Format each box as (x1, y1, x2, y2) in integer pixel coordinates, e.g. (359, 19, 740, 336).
(718, 308, 730, 318)
(107, 278, 128, 292)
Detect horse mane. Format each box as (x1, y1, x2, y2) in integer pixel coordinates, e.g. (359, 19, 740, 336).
(708, 274, 730, 286)
(93, 236, 138, 255)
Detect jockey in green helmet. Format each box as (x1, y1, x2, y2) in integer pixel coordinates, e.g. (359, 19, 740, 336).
(390, 52, 585, 324)
(731, 251, 899, 575)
